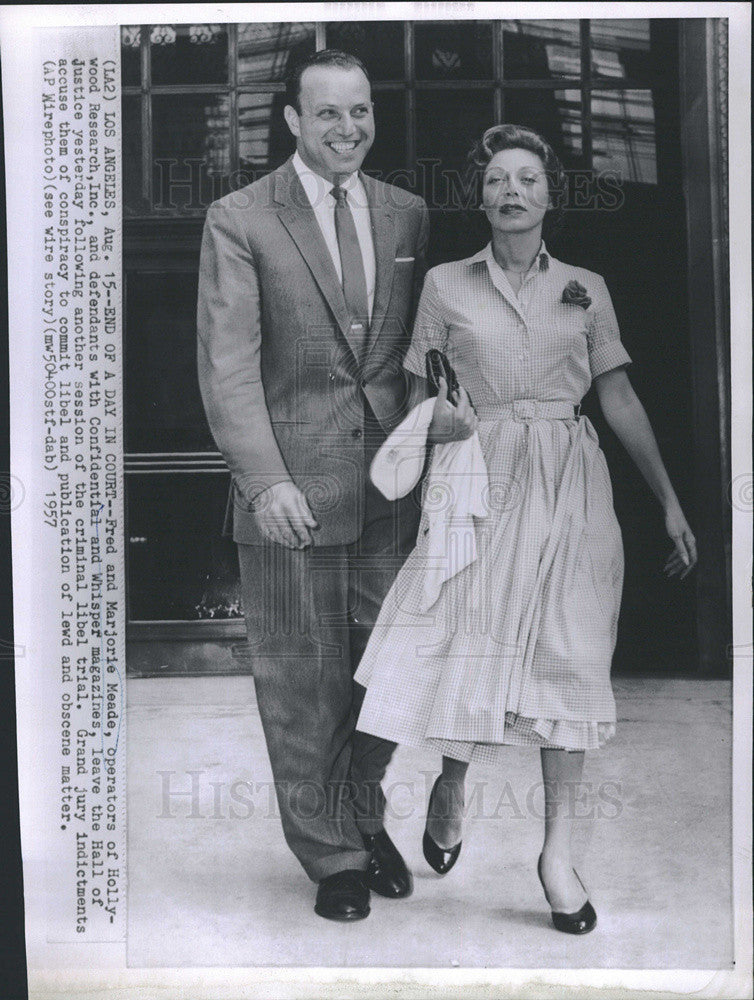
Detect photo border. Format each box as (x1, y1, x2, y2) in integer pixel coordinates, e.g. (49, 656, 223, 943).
(2, 2, 751, 997)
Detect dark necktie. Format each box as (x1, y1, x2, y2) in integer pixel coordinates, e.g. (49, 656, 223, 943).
(331, 184, 370, 356)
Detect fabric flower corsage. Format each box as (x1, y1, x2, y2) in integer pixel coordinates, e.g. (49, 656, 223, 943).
(561, 280, 592, 310)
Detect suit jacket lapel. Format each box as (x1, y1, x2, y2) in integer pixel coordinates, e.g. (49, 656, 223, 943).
(274, 162, 365, 360)
(362, 172, 395, 354)
(274, 161, 396, 366)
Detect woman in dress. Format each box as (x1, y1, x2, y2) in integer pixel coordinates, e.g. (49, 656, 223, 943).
(353, 124, 697, 933)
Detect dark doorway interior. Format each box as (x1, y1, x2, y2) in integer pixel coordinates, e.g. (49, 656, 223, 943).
(123, 20, 720, 678)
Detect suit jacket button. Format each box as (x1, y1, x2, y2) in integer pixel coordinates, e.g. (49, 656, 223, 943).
(352, 428, 363, 439)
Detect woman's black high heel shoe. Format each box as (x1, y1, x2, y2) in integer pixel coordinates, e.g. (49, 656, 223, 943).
(537, 854, 597, 934)
(422, 776, 462, 875)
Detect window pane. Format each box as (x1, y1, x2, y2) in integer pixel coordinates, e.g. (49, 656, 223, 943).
(150, 23, 228, 85)
(325, 21, 404, 81)
(238, 22, 315, 83)
(364, 90, 406, 182)
(127, 474, 241, 621)
(122, 95, 143, 216)
(415, 21, 493, 80)
(591, 20, 652, 80)
(503, 89, 583, 166)
(592, 89, 657, 184)
(238, 92, 294, 177)
(416, 90, 494, 205)
(152, 94, 230, 211)
(502, 19, 581, 79)
(121, 25, 141, 86)
(125, 271, 215, 453)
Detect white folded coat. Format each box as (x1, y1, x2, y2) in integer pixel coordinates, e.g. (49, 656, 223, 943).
(370, 397, 489, 611)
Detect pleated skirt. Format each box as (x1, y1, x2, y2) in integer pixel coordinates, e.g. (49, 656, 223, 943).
(353, 413, 623, 762)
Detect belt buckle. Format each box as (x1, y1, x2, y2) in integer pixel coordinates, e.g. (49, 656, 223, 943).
(513, 399, 537, 422)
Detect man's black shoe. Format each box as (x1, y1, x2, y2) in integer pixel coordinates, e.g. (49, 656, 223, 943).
(363, 828, 414, 898)
(314, 869, 370, 921)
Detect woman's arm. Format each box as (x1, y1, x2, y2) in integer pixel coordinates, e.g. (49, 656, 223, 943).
(594, 367, 697, 579)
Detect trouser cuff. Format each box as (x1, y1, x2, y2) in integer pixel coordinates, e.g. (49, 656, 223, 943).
(308, 849, 371, 883)
(355, 817, 385, 837)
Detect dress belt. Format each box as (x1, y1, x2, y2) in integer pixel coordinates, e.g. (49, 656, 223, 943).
(476, 399, 581, 423)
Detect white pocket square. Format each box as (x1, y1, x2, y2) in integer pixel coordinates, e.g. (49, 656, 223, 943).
(394, 256, 415, 262)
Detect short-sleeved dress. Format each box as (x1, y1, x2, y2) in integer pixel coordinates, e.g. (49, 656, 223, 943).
(353, 242, 632, 762)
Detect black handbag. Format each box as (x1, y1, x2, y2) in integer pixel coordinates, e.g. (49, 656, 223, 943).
(425, 348, 471, 407)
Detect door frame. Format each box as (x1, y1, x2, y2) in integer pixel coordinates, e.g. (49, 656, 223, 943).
(679, 18, 731, 675)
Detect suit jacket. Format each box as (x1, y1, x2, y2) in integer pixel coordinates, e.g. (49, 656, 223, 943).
(197, 156, 429, 545)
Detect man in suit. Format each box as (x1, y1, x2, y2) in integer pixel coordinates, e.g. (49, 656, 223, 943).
(197, 50, 429, 921)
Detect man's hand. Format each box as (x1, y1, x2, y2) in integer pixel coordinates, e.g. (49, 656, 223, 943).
(427, 377, 478, 444)
(252, 481, 319, 548)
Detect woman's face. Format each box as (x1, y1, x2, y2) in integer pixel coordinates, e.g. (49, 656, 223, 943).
(482, 147, 551, 236)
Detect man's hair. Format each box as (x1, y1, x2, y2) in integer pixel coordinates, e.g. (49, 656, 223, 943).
(467, 123, 567, 236)
(285, 49, 371, 113)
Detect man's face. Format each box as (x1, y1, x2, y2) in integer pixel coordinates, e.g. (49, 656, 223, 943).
(284, 64, 375, 183)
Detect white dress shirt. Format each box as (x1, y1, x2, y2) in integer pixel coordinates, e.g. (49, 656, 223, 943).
(292, 151, 377, 321)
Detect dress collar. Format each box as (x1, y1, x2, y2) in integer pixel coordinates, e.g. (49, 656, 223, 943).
(464, 240, 550, 273)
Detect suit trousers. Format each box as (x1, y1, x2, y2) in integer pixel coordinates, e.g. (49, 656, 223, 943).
(237, 421, 421, 882)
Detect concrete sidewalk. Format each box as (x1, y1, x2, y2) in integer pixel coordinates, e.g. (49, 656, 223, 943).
(126, 675, 733, 969)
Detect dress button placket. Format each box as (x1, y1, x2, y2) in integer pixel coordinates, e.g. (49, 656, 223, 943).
(519, 316, 530, 378)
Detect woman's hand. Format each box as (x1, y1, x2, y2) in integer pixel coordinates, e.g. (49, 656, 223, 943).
(663, 502, 697, 579)
(427, 376, 478, 444)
